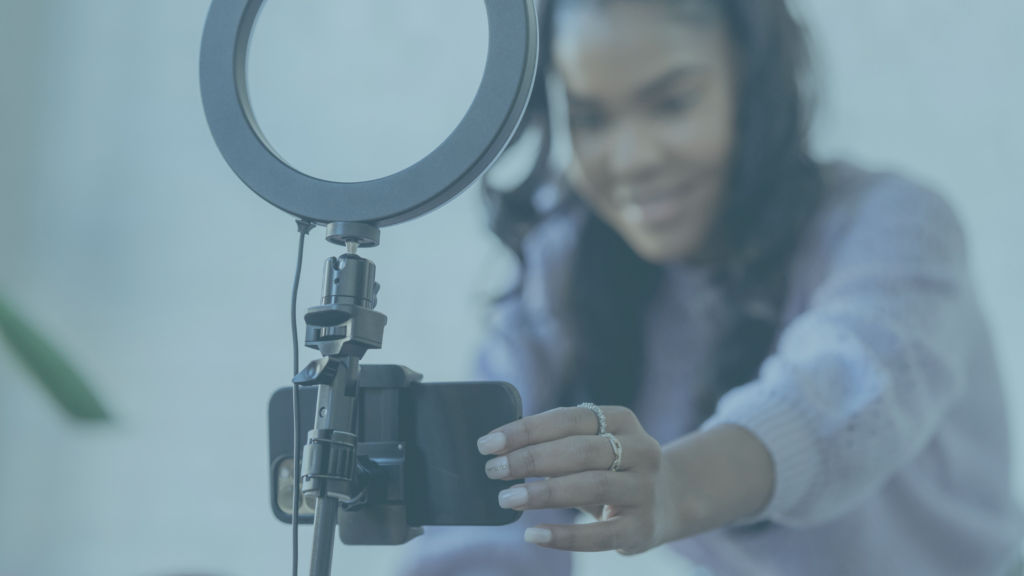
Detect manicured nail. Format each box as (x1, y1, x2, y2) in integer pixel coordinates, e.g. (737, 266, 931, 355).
(524, 527, 552, 545)
(477, 432, 506, 455)
(485, 456, 510, 479)
(498, 486, 528, 509)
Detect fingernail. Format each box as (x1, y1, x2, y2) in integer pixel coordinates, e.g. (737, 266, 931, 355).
(477, 432, 506, 455)
(524, 527, 552, 544)
(498, 486, 528, 509)
(485, 456, 510, 479)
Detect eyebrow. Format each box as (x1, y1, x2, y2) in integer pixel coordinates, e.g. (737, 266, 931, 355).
(636, 66, 706, 100)
(566, 65, 707, 108)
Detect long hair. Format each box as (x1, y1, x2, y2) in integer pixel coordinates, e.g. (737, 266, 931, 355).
(484, 0, 823, 421)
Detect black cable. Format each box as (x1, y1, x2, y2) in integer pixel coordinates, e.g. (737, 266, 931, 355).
(291, 220, 314, 576)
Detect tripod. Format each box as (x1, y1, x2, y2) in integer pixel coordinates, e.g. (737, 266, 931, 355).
(198, 4, 538, 575)
(292, 222, 421, 576)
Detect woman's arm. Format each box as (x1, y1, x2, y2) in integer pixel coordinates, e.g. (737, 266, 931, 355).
(479, 179, 979, 550)
(701, 181, 976, 526)
(657, 424, 774, 541)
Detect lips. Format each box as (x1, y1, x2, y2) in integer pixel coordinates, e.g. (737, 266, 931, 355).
(616, 184, 696, 227)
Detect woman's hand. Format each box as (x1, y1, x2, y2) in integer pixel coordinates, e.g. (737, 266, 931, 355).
(476, 405, 674, 555)
(477, 406, 775, 554)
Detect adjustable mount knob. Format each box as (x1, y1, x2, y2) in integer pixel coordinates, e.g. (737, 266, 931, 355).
(326, 222, 380, 248)
(321, 255, 377, 309)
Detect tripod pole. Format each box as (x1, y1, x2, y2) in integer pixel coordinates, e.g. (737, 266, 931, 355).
(306, 354, 361, 576)
(310, 496, 339, 576)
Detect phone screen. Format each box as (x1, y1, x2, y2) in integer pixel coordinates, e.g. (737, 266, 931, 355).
(403, 381, 522, 526)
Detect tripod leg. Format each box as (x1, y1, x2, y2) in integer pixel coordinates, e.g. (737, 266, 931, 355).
(309, 496, 339, 576)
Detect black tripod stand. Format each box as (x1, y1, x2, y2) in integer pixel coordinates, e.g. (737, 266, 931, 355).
(198, 3, 539, 574)
(291, 222, 421, 576)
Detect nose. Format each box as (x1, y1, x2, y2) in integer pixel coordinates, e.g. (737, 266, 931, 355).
(606, 121, 663, 181)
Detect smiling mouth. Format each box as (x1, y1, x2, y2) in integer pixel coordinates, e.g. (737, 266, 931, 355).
(616, 185, 696, 227)
(615, 180, 697, 205)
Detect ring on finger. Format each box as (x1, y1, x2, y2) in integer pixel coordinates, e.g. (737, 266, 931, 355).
(578, 402, 607, 435)
(601, 432, 623, 472)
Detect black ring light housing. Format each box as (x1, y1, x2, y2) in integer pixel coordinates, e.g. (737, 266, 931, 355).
(200, 0, 539, 230)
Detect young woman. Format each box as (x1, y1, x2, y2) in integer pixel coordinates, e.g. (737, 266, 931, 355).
(400, 0, 1023, 574)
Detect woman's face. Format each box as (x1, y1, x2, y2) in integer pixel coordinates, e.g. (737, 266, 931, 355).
(554, 2, 736, 263)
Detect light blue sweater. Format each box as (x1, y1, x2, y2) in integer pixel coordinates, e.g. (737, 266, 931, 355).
(398, 163, 1024, 575)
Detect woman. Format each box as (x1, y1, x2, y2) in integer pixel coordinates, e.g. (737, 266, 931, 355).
(400, 0, 1023, 574)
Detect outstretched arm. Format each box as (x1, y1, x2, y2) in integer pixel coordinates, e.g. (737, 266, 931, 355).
(480, 181, 979, 549)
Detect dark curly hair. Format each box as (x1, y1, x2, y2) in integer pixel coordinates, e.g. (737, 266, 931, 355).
(484, 0, 823, 422)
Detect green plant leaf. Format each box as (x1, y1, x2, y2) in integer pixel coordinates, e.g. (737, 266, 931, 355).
(0, 292, 109, 421)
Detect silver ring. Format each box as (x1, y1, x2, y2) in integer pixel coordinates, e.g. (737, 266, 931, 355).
(578, 403, 607, 435)
(602, 433, 623, 472)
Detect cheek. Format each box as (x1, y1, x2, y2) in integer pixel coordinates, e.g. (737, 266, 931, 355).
(570, 161, 618, 222)
(568, 132, 618, 207)
(571, 132, 608, 182)
(659, 98, 734, 171)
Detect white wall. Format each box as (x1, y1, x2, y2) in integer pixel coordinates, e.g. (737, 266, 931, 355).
(0, 1, 1020, 575)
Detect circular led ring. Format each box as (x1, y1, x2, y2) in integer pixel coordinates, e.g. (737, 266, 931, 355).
(200, 0, 539, 226)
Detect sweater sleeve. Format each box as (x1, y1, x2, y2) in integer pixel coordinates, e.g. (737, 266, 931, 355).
(701, 179, 977, 527)
(396, 296, 575, 576)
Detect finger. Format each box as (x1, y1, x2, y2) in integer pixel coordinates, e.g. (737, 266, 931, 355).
(478, 405, 639, 455)
(478, 407, 597, 456)
(497, 472, 639, 511)
(525, 517, 647, 553)
(486, 434, 628, 480)
(576, 505, 604, 520)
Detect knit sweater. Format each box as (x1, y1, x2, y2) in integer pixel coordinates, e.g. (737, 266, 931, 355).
(397, 163, 1024, 576)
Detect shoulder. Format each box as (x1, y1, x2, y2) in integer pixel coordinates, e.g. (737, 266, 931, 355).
(807, 162, 968, 276)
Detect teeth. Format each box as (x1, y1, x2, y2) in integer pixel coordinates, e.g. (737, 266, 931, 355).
(623, 204, 645, 224)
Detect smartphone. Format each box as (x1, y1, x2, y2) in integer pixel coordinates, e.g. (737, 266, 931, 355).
(268, 374, 523, 529)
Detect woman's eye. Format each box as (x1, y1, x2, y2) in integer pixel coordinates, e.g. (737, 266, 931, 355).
(653, 95, 693, 116)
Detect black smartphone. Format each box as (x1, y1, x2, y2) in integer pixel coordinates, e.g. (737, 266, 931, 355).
(268, 376, 522, 529)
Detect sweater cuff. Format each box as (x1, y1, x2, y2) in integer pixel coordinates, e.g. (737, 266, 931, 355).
(700, 385, 822, 524)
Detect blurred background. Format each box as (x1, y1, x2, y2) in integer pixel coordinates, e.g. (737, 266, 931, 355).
(0, 1, 1020, 575)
